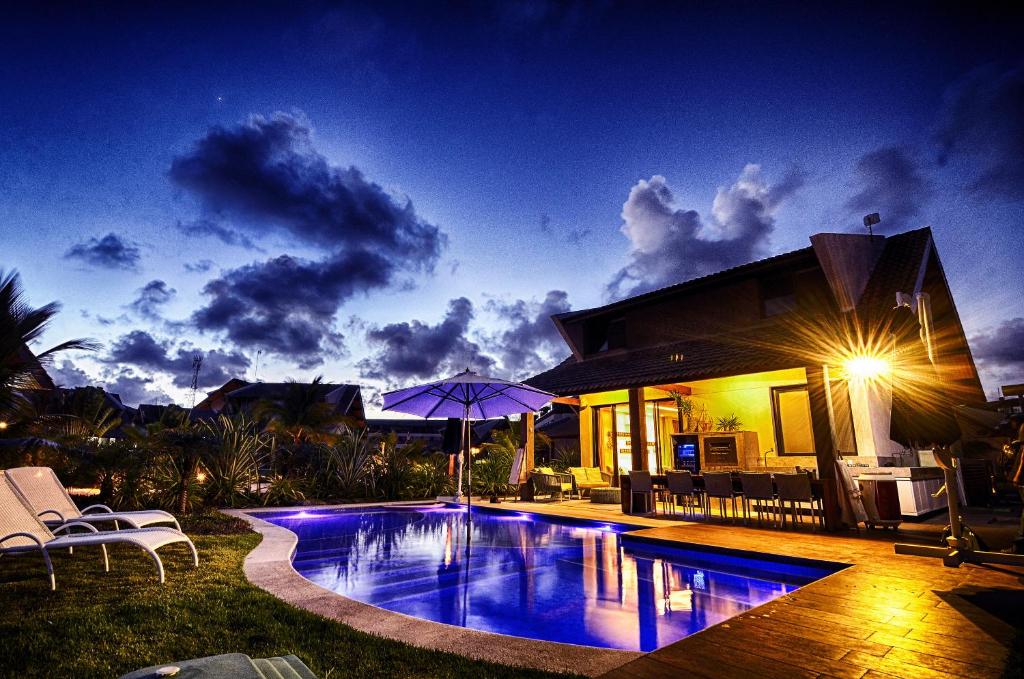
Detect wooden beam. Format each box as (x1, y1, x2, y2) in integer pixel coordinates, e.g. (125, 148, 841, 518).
(628, 387, 647, 471)
(550, 396, 580, 406)
(652, 384, 692, 395)
(806, 364, 841, 530)
(518, 412, 535, 482)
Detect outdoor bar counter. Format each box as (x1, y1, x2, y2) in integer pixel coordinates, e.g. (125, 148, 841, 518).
(848, 466, 946, 517)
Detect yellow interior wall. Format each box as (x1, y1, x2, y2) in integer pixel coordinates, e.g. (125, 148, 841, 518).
(576, 368, 819, 471)
(684, 367, 817, 469)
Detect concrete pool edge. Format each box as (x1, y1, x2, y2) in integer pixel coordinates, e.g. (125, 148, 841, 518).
(224, 505, 643, 677)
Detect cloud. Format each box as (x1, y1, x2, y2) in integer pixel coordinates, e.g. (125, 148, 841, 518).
(105, 330, 250, 390)
(486, 290, 571, 380)
(64, 232, 141, 270)
(128, 280, 176, 319)
(103, 369, 173, 408)
(971, 318, 1024, 378)
(184, 259, 216, 273)
(192, 252, 390, 367)
(176, 218, 261, 250)
(935, 64, 1024, 200)
(358, 297, 495, 382)
(845, 146, 930, 228)
(49, 359, 90, 388)
(607, 165, 803, 298)
(169, 112, 445, 262)
(172, 112, 447, 365)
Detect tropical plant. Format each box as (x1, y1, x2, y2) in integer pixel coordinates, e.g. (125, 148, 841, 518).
(715, 413, 742, 432)
(477, 429, 521, 500)
(550, 443, 580, 472)
(0, 269, 96, 422)
(200, 414, 269, 508)
(150, 426, 211, 515)
(253, 376, 352, 446)
(473, 447, 513, 501)
(317, 426, 376, 499)
(35, 387, 123, 440)
(262, 476, 308, 507)
(406, 454, 453, 499)
(371, 433, 423, 500)
(670, 392, 694, 432)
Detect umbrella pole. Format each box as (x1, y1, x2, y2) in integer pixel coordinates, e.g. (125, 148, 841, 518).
(465, 401, 473, 522)
(455, 417, 466, 502)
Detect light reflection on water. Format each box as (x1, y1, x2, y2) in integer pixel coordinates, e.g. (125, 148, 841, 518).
(261, 505, 837, 651)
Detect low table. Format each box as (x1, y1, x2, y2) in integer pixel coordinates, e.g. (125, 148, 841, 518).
(590, 487, 621, 504)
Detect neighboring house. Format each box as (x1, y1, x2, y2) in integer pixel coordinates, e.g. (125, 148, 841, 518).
(222, 381, 366, 426)
(366, 418, 447, 451)
(193, 378, 250, 414)
(535, 402, 580, 457)
(525, 227, 985, 527)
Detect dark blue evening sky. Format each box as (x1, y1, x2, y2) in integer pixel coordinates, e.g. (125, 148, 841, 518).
(1, 1, 1021, 408)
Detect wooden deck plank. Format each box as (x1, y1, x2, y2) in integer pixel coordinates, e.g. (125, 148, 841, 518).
(497, 500, 1023, 679)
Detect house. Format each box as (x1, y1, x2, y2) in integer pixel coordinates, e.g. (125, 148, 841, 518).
(366, 418, 447, 450)
(193, 378, 250, 414)
(221, 380, 366, 426)
(525, 227, 985, 527)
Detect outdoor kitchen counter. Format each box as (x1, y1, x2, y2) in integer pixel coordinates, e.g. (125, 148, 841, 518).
(849, 466, 946, 517)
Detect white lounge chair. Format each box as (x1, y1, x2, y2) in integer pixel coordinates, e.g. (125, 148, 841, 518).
(5, 467, 180, 530)
(0, 476, 198, 590)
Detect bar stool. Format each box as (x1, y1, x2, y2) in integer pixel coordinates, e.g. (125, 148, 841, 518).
(775, 472, 822, 530)
(664, 470, 703, 519)
(703, 471, 740, 523)
(739, 472, 778, 527)
(628, 470, 656, 515)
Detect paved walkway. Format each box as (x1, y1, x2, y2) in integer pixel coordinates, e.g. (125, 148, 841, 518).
(500, 499, 1024, 679)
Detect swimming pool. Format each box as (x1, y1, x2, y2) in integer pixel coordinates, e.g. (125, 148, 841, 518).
(260, 504, 843, 652)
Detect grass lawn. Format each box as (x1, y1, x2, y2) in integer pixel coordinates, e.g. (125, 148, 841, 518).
(0, 513, 577, 679)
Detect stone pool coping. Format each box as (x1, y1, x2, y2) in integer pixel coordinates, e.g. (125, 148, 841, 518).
(225, 503, 643, 677)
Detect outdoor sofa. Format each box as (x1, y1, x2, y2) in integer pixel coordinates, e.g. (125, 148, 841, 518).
(568, 467, 612, 496)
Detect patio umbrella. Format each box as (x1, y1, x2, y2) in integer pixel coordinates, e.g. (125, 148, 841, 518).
(381, 370, 554, 513)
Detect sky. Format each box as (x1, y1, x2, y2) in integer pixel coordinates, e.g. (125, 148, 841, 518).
(1, 1, 1022, 411)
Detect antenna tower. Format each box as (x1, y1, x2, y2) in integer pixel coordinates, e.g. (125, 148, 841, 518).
(189, 354, 203, 409)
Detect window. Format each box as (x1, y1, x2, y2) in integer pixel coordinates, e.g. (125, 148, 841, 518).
(584, 317, 627, 354)
(761, 274, 797, 317)
(771, 385, 816, 455)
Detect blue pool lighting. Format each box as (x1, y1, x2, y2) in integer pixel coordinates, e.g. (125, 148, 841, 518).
(260, 505, 842, 651)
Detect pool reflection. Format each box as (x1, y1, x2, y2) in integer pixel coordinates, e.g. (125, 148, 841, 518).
(261, 506, 833, 651)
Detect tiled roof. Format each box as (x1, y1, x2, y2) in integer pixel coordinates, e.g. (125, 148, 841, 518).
(857, 227, 932, 314)
(525, 330, 804, 396)
(555, 246, 815, 323)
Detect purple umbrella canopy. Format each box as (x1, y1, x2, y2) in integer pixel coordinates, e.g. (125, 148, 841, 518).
(381, 369, 554, 419)
(382, 370, 554, 506)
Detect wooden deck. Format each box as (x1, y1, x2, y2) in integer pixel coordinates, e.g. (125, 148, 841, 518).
(497, 499, 1024, 679)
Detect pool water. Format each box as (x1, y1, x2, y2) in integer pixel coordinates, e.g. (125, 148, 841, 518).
(260, 504, 842, 652)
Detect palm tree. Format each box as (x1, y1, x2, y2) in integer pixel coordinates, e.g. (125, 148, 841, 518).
(253, 376, 354, 445)
(0, 269, 96, 424)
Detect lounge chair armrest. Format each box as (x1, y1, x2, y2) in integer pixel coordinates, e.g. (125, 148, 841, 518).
(37, 509, 65, 522)
(0, 531, 46, 548)
(81, 504, 114, 514)
(52, 521, 101, 535)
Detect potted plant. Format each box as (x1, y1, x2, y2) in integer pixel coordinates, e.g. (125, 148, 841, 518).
(670, 392, 694, 432)
(715, 413, 742, 432)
